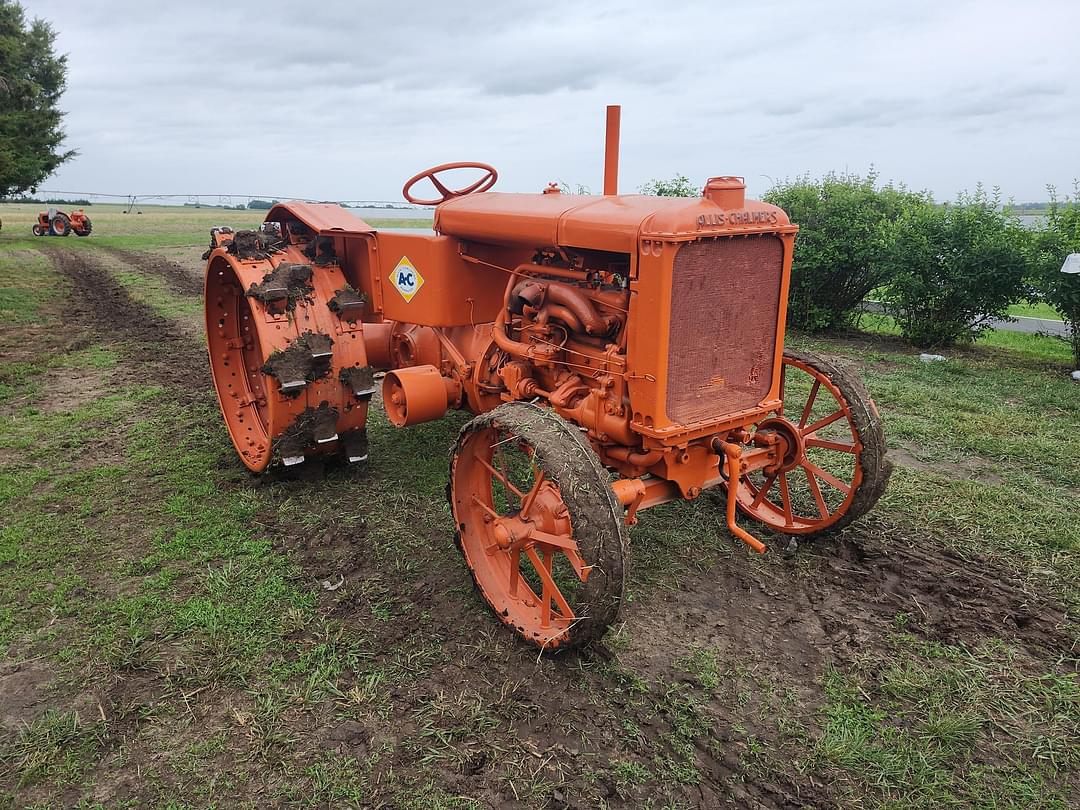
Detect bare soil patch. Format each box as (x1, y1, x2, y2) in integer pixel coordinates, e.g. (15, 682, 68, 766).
(45, 248, 209, 399)
(99, 246, 204, 298)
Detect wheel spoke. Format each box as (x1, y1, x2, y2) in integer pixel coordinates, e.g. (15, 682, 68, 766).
(751, 471, 779, 509)
(508, 547, 520, 597)
(803, 464, 830, 520)
(806, 437, 856, 454)
(520, 468, 547, 515)
(804, 459, 851, 495)
(477, 452, 525, 500)
(470, 495, 501, 521)
(525, 545, 574, 622)
(528, 528, 579, 553)
(803, 409, 846, 436)
(778, 472, 794, 527)
(799, 379, 820, 429)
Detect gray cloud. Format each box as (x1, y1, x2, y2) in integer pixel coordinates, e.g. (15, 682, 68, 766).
(19, 0, 1080, 202)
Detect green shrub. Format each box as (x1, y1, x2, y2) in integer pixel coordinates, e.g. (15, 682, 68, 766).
(1030, 187, 1080, 368)
(764, 172, 927, 332)
(639, 175, 698, 197)
(880, 188, 1031, 348)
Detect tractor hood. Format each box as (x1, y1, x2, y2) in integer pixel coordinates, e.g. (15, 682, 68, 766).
(434, 179, 793, 253)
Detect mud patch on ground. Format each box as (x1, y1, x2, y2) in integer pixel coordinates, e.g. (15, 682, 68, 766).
(99, 247, 204, 298)
(45, 249, 209, 400)
(0, 655, 102, 743)
(32, 366, 112, 415)
(889, 445, 1004, 486)
(630, 519, 1071, 674)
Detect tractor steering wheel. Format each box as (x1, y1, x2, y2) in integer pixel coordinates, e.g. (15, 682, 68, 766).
(402, 162, 498, 206)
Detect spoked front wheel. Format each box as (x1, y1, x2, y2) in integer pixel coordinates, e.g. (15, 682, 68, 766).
(449, 402, 627, 650)
(736, 350, 891, 536)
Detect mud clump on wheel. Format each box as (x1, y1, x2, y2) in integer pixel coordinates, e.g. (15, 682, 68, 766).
(340, 428, 369, 462)
(303, 235, 338, 266)
(339, 365, 375, 397)
(246, 263, 314, 311)
(261, 331, 334, 395)
(328, 286, 367, 321)
(227, 226, 286, 260)
(274, 402, 339, 460)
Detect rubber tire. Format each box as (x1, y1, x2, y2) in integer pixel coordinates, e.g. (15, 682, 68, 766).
(75, 218, 92, 237)
(766, 349, 892, 536)
(50, 213, 71, 237)
(32, 224, 44, 236)
(449, 402, 629, 650)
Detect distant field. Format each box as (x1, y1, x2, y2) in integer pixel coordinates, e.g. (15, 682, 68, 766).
(1, 214, 1077, 808)
(0, 203, 434, 251)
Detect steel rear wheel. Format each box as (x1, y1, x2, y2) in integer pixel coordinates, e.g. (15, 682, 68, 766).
(736, 350, 891, 536)
(450, 402, 627, 650)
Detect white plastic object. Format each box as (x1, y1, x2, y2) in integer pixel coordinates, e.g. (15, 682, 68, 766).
(919, 353, 946, 363)
(1061, 253, 1080, 274)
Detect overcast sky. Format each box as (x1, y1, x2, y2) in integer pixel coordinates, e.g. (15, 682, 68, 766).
(20, 0, 1080, 204)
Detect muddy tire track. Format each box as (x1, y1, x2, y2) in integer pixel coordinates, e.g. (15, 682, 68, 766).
(630, 518, 1075, 686)
(98, 246, 204, 298)
(46, 248, 209, 400)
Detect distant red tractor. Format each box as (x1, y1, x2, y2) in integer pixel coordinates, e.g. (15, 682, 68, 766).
(32, 208, 92, 237)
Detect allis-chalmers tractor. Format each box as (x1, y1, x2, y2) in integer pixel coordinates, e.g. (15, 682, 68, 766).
(33, 207, 93, 237)
(202, 107, 890, 650)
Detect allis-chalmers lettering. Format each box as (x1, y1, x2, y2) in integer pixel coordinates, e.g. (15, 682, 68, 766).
(697, 210, 779, 228)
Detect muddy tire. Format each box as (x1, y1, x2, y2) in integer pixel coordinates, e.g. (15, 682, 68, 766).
(735, 349, 891, 537)
(50, 213, 71, 237)
(449, 402, 628, 650)
(75, 218, 92, 237)
(32, 224, 44, 236)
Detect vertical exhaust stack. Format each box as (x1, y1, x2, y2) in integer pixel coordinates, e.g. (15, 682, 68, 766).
(603, 105, 621, 196)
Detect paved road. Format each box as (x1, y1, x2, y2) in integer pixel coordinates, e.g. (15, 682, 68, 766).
(988, 315, 1069, 337)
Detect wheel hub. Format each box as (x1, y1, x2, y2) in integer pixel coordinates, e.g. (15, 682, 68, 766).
(754, 417, 805, 473)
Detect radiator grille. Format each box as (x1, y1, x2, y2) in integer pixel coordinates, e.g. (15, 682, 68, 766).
(665, 236, 784, 424)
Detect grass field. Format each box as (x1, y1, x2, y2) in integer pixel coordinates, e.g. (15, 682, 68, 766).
(1, 205, 1077, 808)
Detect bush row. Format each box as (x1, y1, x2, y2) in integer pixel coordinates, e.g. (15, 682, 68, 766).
(761, 174, 1080, 364)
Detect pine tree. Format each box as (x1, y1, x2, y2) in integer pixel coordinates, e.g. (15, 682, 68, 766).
(0, 0, 74, 198)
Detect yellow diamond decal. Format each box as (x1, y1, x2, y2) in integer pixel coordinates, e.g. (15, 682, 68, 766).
(390, 256, 424, 302)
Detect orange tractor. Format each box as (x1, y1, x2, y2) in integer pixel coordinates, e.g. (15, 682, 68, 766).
(33, 207, 92, 237)
(202, 107, 890, 650)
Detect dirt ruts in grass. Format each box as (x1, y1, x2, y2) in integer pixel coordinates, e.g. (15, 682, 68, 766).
(99, 246, 205, 298)
(45, 248, 208, 398)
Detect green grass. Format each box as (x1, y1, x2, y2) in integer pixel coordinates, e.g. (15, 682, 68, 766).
(1008, 300, 1063, 320)
(814, 634, 1078, 808)
(0, 230, 1077, 808)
